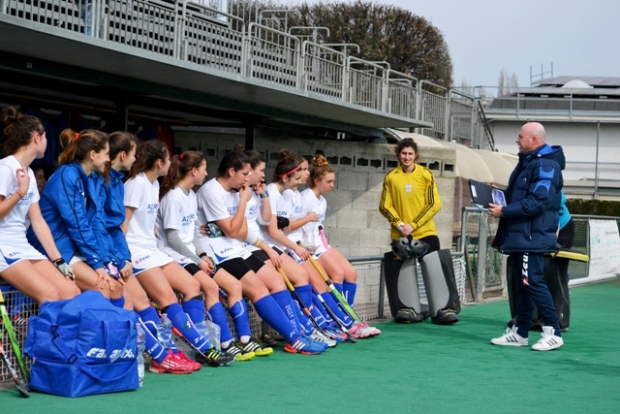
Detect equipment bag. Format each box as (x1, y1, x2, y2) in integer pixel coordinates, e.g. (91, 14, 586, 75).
(24, 290, 139, 398)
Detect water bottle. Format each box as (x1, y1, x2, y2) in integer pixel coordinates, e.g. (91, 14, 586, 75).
(194, 320, 221, 351)
(157, 314, 174, 348)
(136, 322, 146, 388)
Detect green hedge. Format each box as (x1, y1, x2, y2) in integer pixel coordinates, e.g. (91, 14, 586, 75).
(567, 199, 620, 217)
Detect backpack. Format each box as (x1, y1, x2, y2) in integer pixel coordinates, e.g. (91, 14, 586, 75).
(24, 290, 139, 397)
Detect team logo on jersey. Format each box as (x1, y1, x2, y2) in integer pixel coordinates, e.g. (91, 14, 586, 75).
(134, 254, 151, 264)
(146, 203, 158, 214)
(181, 214, 196, 226)
(227, 206, 238, 215)
(3, 251, 22, 265)
(405, 184, 412, 193)
(276, 210, 287, 217)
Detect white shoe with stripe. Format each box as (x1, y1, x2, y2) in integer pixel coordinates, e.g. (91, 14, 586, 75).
(491, 326, 529, 346)
(531, 326, 564, 351)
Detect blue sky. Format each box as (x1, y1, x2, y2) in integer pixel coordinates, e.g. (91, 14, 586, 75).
(303, 0, 620, 88)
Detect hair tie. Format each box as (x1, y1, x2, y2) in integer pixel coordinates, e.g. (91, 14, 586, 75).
(75, 132, 80, 140)
(179, 153, 185, 161)
(277, 164, 301, 177)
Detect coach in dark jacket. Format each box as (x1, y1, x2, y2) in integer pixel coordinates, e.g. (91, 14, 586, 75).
(488, 122, 565, 351)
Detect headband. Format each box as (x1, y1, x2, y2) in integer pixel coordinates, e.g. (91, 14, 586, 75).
(277, 164, 301, 177)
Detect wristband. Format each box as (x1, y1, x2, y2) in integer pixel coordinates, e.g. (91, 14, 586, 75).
(253, 237, 262, 247)
(397, 222, 405, 230)
(260, 191, 269, 198)
(15, 189, 25, 198)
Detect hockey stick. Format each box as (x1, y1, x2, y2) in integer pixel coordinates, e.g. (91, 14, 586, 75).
(0, 340, 29, 398)
(275, 267, 328, 337)
(0, 289, 29, 381)
(297, 241, 362, 323)
(310, 286, 357, 343)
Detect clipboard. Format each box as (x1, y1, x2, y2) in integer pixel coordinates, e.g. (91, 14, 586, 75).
(469, 179, 506, 211)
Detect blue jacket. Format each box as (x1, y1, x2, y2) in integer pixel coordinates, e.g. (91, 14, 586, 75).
(558, 191, 571, 231)
(493, 144, 565, 254)
(101, 168, 131, 264)
(27, 162, 109, 270)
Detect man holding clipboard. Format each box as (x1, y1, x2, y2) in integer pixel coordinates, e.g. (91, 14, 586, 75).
(487, 122, 566, 351)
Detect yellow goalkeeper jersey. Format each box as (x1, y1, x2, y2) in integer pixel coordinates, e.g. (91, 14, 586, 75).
(379, 164, 442, 241)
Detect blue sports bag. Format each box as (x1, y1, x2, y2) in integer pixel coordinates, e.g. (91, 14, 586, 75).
(24, 290, 139, 397)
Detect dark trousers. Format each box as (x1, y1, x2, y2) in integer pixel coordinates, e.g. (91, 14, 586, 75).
(510, 252, 561, 337)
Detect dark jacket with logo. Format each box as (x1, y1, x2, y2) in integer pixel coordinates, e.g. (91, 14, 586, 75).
(493, 144, 565, 254)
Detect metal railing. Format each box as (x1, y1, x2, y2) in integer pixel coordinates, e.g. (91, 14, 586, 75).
(2, 0, 488, 147)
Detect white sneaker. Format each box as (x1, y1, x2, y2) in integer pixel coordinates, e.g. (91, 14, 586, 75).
(310, 330, 337, 348)
(491, 326, 529, 346)
(531, 326, 564, 351)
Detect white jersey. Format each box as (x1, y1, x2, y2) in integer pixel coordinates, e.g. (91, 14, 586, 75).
(0, 156, 39, 239)
(124, 173, 160, 251)
(300, 188, 328, 250)
(155, 186, 198, 259)
(258, 183, 287, 250)
(0, 156, 46, 270)
(195, 178, 249, 264)
(283, 188, 307, 247)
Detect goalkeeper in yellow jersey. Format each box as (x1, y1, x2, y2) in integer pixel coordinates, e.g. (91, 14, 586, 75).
(380, 138, 460, 325)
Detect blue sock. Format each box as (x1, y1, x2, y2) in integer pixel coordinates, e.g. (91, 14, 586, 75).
(166, 303, 210, 352)
(293, 299, 316, 333)
(137, 313, 166, 363)
(311, 294, 331, 328)
(272, 290, 304, 333)
(343, 281, 357, 306)
(295, 284, 313, 308)
(109, 296, 125, 308)
(333, 282, 343, 295)
(322, 292, 354, 328)
(182, 298, 206, 324)
(254, 295, 298, 343)
(229, 300, 251, 340)
(208, 302, 234, 344)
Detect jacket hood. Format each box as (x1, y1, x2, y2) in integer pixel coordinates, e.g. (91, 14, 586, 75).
(521, 144, 565, 170)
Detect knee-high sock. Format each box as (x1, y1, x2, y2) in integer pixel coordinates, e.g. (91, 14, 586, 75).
(333, 282, 344, 295)
(322, 292, 354, 328)
(165, 303, 210, 352)
(208, 302, 234, 344)
(292, 299, 316, 333)
(254, 295, 298, 343)
(311, 293, 331, 328)
(343, 281, 357, 306)
(229, 300, 251, 342)
(182, 297, 205, 323)
(272, 290, 304, 333)
(136, 310, 166, 363)
(110, 297, 125, 309)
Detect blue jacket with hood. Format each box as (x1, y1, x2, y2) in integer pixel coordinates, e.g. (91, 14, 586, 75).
(493, 144, 565, 254)
(27, 162, 109, 270)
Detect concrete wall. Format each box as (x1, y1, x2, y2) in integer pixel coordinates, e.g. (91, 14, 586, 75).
(174, 128, 456, 257)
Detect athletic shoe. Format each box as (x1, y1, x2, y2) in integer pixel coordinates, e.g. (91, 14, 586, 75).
(174, 349, 202, 371)
(149, 350, 194, 374)
(238, 338, 274, 356)
(222, 342, 255, 361)
(395, 308, 424, 324)
(303, 334, 328, 350)
(259, 333, 280, 347)
(196, 347, 236, 367)
(324, 328, 347, 342)
(284, 335, 324, 355)
(490, 326, 529, 347)
(349, 321, 375, 339)
(360, 321, 381, 336)
(431, 308, 459, 325)
(309, 330, 337, 348)
(531, 326, 564, 351)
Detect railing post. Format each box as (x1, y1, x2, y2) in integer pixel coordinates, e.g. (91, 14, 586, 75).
(475, 214, 488, 302)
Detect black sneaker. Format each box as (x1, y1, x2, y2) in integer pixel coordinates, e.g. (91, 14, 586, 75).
(195, 347, 236, 367)
(239, 338, 274, 356)
(431, 308, 459, 325)
(222, 343, 255, 361)
(395, 308, 424, 324)
(259, 334, 280, 347)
